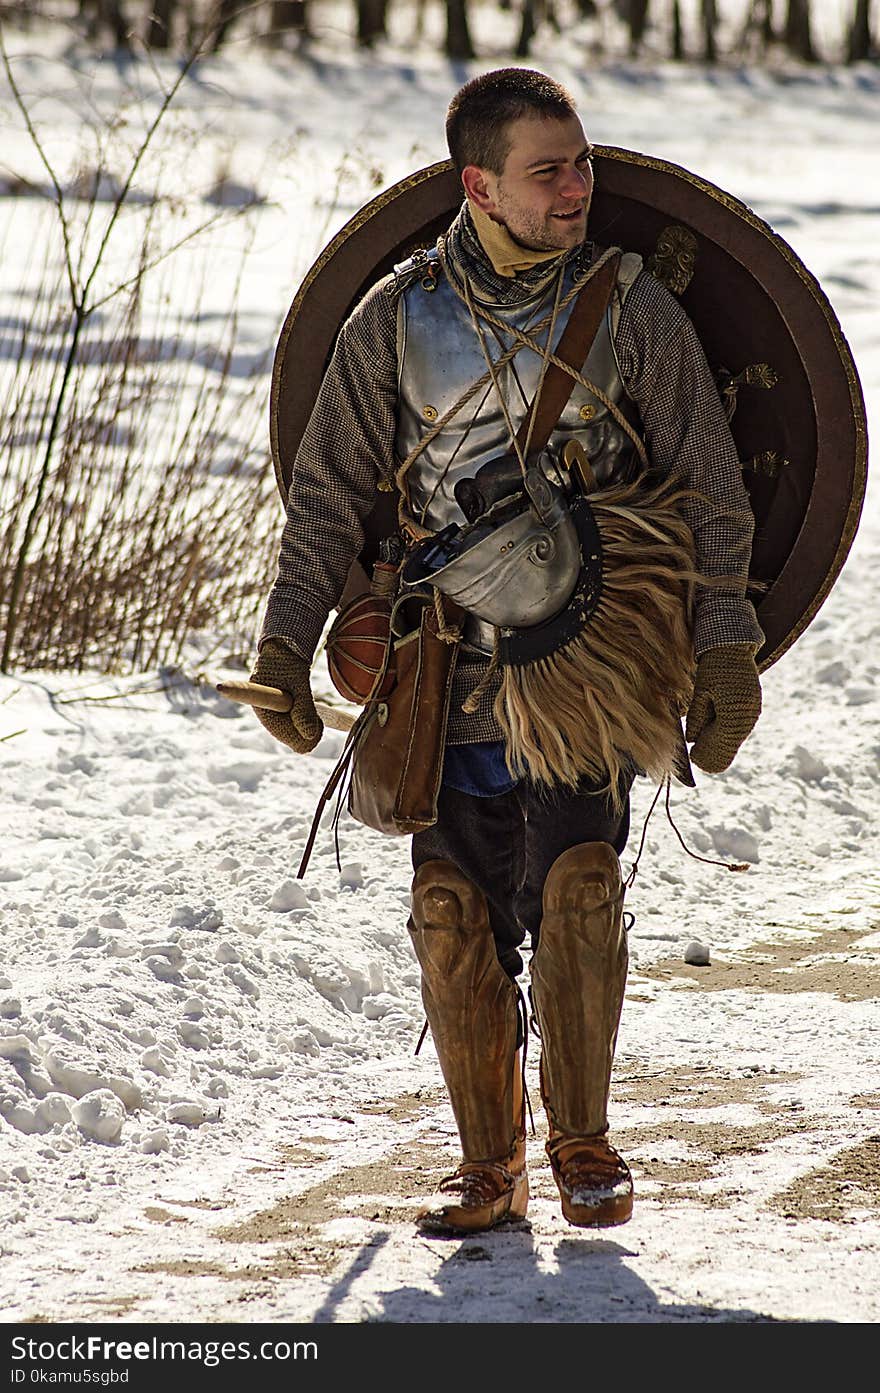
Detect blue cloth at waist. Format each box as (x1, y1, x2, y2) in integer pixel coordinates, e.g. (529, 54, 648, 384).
(442, 741, 519, 798)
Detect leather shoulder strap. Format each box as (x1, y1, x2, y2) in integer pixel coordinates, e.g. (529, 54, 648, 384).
(514, 251, 621, 458)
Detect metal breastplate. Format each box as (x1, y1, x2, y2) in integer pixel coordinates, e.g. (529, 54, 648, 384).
(394, 252, 643, 538)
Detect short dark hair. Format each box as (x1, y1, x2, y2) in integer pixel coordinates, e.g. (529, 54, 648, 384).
(446, 68, 578, 177)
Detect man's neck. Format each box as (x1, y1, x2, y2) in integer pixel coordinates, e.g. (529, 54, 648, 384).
(467, 200, 564, 279)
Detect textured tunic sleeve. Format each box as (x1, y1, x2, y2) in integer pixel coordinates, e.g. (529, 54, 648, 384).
(259, 277, 400, 660)
(615, 272, 764, 657)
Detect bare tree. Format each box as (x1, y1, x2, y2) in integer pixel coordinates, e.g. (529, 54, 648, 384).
(701, 0, 718, 62)
(203, 0, 237, 51)
(516, 0, 539, 56)
(738, 0, 777, 55)
(624, 0, 650, 56)
(784, 0, 817, 62)
(78, 0, 131, 49)
(671, 0, 683, 57)
(356, 0, 388, 48)
(264, 1, 310, 46)
(847, 0, 875, 60)
(446, 0, 474, 58)
(413, 0, 429, 40)
(145, 0, 177, 49)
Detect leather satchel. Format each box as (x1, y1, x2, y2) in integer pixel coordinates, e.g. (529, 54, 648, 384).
(297, 593, 461, 874)
(347, 593, 462, 836)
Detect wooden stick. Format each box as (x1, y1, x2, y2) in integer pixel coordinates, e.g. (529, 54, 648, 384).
(217, 679, 291, 713)
(215, 681, 355, 733)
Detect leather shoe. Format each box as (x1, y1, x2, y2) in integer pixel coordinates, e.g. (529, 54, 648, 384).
(416, 1150, 528, 1235)
(547, 1133, 633, 1228)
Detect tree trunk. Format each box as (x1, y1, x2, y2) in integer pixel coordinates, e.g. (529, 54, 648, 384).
(758, 0, 776, 43)
(701, 0, 718, 62)
(627, 0, 650, 55)
(103, 0, 129, 45)
(784, 0, 817, 62)
(516, 0, 538, 56)
(671, 0, 683, 58)
(741, 0, 776, 49)
(145, 0, 176, 50)
(446, 0, 475, 58)
(357, 0, 388, 48)
(261, 2, 310, 46)
(847, 0, 873, 61)
(78, 1, 130, 47)
(205, 0, 240, 52)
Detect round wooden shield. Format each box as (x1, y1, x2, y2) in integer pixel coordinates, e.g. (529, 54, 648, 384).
(271, 150, 867, 671)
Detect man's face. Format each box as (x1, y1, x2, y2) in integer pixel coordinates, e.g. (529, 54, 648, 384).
(465, 113, 594, 252)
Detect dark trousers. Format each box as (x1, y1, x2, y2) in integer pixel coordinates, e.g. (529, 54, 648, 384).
(411, 774, 633, 979)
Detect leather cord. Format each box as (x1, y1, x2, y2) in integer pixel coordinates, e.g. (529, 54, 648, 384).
(513, 252, 621, 462)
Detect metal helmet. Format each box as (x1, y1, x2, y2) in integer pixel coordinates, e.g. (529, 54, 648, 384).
(402, 463, 582, 630)
(402, 458, 604, 663)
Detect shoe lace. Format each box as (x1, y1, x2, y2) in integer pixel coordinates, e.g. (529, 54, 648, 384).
(438, 1161, 513, 1205)
(548, 1135, 629, 1186)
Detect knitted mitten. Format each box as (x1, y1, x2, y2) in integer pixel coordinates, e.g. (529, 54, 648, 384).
(249, 639, 323, 754)
(685, 643, 762, 774)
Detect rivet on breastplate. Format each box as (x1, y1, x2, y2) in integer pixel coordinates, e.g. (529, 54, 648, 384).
(579, 404, 597, 422)
(423, 404, 439, 422)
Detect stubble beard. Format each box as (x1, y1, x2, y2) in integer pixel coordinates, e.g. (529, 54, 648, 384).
(495, 192, 588, 254)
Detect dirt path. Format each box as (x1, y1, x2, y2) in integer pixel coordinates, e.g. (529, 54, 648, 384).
(9, 933, 878, 1325)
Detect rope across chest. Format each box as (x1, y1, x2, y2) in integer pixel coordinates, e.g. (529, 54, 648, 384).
(393, 247, 646, 540)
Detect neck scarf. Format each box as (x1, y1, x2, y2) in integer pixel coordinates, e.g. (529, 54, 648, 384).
(441, 201, 591, 308)
(467, 200, 564, 278)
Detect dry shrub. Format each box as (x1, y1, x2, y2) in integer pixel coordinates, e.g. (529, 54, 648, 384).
(0, 211, 281, 673)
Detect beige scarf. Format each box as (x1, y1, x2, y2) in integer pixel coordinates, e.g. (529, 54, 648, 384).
(467, 200, 563, 279)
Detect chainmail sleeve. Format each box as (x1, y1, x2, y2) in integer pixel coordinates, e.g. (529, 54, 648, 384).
(259, 277, 400, 661)
(615, 271, 764, 657)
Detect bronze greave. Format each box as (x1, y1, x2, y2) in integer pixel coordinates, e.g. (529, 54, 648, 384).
(530, 841, 628, 1137)
(409, 860, 519, 1163)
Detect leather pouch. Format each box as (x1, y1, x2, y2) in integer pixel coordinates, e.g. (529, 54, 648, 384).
(297, 594, 461, 875)
(348, 594, 461, 835)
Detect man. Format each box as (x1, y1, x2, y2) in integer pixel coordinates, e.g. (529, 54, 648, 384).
(252, 69, 763, 1234)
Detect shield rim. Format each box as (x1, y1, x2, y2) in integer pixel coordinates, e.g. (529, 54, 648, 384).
(270, 149, 868, 673)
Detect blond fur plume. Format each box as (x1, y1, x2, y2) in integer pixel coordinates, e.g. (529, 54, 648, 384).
(495, 472, 704, 809)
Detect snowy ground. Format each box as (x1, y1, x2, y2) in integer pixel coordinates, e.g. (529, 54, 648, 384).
(1, 13, 879, 1324)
